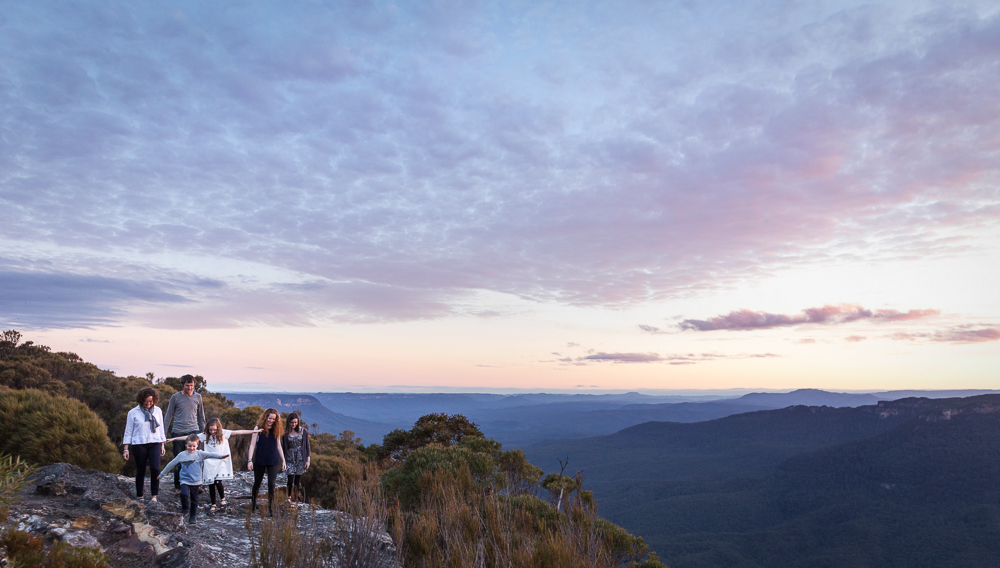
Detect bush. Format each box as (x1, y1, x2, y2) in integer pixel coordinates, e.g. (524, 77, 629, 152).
(302, 454, 362, 509)
(0, 528, 112, 568)
(0, 389, 121, 473)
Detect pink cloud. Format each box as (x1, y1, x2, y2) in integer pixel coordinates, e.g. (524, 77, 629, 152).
(681, 304, 939, 331)
(571, 351, 780, 365)
(845, 335, 867, 342)
(889, 326, 1000, 344)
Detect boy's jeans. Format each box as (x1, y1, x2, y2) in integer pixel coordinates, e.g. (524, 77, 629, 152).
(179, 483, 200, 521)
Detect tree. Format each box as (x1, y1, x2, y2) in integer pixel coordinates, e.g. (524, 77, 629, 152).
(379, 413, 484, 461)
(0, 330, 22, 359)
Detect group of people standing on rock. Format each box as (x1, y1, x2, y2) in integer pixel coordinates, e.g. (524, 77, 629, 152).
(120, 375, 311, 523)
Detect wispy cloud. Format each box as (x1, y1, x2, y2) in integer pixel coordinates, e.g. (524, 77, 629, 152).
(680, 304, 939, 332)
(565, 351, 781, 365)
(0, 271, 190, 329)
(889, 326, 1000, 344)
(158, 363, 195, 368)
(1, 3, 998, 327)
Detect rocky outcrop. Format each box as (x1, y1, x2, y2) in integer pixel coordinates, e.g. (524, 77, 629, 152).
(7, 463, 396, 568)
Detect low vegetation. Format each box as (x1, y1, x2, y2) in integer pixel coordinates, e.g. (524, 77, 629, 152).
(1, 330, 667, 567)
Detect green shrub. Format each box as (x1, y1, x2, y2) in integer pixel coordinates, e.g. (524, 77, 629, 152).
(0, 527, 112, 568)
(0, 389, 121, 473)
(302, 454, 362, 509)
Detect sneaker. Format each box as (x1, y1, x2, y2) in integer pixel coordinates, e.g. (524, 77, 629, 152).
(180, 508, 189, 516)
(187, 517, 196, 524)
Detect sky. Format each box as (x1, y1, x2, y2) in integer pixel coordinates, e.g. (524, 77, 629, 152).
(1, 0, 998, 393)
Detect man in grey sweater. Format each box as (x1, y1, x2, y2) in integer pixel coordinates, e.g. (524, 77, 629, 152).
(163, 375, 206, 493)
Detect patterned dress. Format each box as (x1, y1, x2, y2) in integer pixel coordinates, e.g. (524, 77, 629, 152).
(284, 433, 306, 475)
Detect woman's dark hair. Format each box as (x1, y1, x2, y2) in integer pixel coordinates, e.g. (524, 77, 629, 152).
(285, 412, 302, 433)
(136, 387, 159, 406)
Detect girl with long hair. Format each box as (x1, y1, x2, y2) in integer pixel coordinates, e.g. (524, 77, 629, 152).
(281, 412, 310, 502)
(165, 417, 258, 513)
(247, 408, 286, 515)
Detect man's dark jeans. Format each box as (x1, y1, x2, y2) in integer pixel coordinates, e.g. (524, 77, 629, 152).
(171, 430, 200, 489)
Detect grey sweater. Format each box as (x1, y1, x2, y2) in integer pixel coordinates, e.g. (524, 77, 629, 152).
(160, 449, 226, 485)
(164, 392, 206, 434)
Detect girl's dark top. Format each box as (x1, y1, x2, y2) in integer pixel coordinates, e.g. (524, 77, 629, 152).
(281, 428, 311, 462)
(252, 431, 281, 466)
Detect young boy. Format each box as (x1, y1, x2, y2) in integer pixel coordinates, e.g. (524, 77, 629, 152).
(158, 434, 229, 524)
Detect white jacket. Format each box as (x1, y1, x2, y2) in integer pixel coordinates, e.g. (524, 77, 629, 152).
(122, 405, 167, 445)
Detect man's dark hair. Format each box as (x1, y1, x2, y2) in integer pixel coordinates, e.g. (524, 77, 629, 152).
(181, 374, 196, 385)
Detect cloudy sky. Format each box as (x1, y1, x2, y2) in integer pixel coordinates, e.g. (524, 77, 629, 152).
(2, 0, 998, 392)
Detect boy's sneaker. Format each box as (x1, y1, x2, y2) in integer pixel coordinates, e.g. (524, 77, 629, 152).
(187, 516, 196, 524)
(180, 508, 188, 516)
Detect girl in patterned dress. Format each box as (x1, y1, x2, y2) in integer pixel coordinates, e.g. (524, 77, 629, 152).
(281, 412, 311, 502)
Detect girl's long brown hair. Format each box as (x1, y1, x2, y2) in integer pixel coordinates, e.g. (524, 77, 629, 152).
(205, 417, 225, 445)
(255, 408, 284, 438)
(285, 411, 302, 433)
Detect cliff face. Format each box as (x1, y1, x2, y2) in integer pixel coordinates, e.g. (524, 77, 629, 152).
(8, 463, 395, 568)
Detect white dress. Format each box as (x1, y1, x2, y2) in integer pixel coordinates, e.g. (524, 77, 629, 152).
(199, 430, 234, 483)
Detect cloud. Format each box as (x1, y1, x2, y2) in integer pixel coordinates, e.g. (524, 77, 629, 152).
(582, 352, 664, 363)
(569, 351, 780, 365)
(680, 304, 939, 331)
(1, 3, 999, 325)
(845, 335, 867, 342)
(0, 271, 190, 329)
(638, 324, 669, 335)
(80, 338, 111, 343)
(158, 364, 195, 368)
(889, 326, 1000, 344)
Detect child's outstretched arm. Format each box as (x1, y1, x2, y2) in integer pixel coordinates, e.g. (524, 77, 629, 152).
(229, 427, 262, 436)
(158, 454, 183, 479)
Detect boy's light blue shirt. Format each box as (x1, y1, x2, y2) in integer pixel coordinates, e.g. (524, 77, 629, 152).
(160, 449, 226, 485)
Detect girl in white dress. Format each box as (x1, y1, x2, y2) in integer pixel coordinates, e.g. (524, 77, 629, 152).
(167, 418, 258, 512)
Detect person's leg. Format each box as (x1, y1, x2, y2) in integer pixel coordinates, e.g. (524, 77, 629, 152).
(265, 464, 278, 515)
(148, 444, 161, 499)
(189, 484, 199, 522)
(209, 482, 217, 505)
(286, 473, 294, 501)
(133, 444, 149, 498)
(171, 437, 185, 490)
(251, 466, 265, 514)
(215, 481, 225, 507)
(179, 484, 190, 515)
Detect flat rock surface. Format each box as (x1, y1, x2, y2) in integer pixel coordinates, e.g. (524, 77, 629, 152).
(8, 463, 396, 568)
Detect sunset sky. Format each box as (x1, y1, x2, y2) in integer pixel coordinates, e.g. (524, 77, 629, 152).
(1, 0, 998, 393)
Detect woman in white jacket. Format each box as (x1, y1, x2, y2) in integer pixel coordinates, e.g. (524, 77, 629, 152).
(122, 386, 167, 502)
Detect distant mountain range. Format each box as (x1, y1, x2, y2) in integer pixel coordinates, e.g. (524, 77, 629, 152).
(221, 392, 401, 444)
(522, 395, 1000, 567)
(227, 388, 1000, 446)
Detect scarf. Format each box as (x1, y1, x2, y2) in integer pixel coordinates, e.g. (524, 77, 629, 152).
(141, 406, 160, 433)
